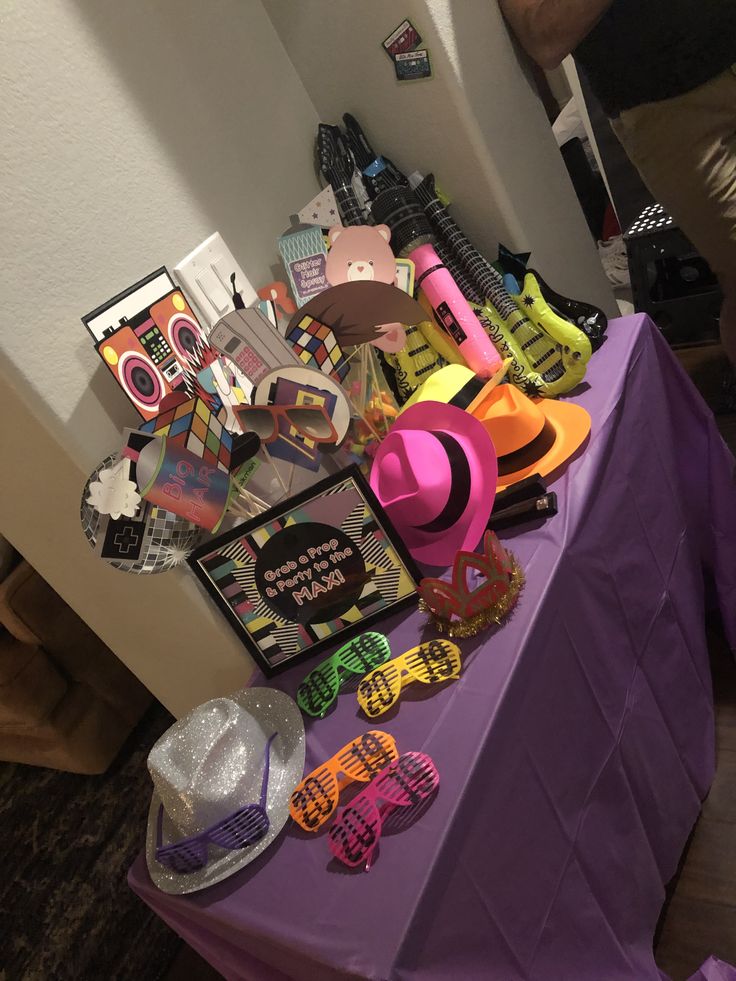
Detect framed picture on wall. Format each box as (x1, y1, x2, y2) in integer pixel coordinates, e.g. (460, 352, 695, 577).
(188, 465, 420, 676)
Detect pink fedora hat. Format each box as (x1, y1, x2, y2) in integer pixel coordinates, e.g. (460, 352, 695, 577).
(370, 401, 497, 567)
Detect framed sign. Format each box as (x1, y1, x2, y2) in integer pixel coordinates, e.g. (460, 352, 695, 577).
(188, 466, 420, 676)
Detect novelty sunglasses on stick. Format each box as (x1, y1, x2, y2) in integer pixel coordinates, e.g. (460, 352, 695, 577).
(289, 730, 398, 832)
(235, 403, 338, 444)
(327, 751, 439, 870)
(357, 639, 462, 719)
(297, 632, 392, 718)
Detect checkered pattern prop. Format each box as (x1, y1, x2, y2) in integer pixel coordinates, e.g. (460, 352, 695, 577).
(285, 316, 350, 384)
(140, 397, 232, 472)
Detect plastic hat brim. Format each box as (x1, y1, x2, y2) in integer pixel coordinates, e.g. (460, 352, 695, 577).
(145, 688, 305, 895)
(371, 401, 497, 567)
(496, 399, 591, 491)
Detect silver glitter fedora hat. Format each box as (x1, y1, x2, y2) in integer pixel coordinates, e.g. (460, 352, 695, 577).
(145, 687, 305, 894)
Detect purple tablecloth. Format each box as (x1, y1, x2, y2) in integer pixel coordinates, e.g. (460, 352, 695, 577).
(130, 316, 736, 980)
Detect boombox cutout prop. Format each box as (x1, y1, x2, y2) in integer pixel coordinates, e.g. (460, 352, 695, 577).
(82, 268, 206, 420)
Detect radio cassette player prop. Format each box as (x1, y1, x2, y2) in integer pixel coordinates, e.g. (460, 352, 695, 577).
(82, 268, 207, 421)
(83, 268, 304, 426)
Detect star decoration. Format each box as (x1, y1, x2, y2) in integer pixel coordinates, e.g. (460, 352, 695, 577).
(523, 294, 535, 307)
(159, 543, 193, 566)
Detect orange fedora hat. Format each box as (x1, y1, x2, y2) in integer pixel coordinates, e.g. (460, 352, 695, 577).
(402, 365, 591, 491)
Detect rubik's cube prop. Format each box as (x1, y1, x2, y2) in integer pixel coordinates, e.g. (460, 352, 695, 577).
(140, 397, 232, 472)
(286, 315, 350, 383)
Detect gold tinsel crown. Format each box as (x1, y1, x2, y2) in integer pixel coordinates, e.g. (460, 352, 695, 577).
(418, 531, 524, 638)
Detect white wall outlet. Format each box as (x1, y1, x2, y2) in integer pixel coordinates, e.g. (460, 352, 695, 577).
(174, 232, 258, 327)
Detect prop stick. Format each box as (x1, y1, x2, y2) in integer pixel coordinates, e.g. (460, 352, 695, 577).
(365, 344, 394, 438)
(244, 497, 266, 517)
(348, 392, 381, 441)
(482, 357, 513, 398)
(230, 489, 267, 518)
(342, 344, 384, 442)
(236, 485, 269, 512)
(260, 444, 289, 496)
(285, 460, 296, 497)
(228, 497, 251, 519)
(226, 479, 264, 519)
(358, 344, 368, 409)
(237, 500, 260, 519)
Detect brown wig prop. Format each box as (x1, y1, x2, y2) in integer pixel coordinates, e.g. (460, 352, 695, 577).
(286, 281, 427, 348)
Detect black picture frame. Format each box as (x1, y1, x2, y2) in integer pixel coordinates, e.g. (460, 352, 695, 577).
(188, 465, 420, 677)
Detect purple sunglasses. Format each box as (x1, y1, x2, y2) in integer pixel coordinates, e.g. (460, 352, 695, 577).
(155, 733, 276, 874)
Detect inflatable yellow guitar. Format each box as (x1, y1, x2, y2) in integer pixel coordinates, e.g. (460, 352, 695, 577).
(414, 175, 592, 397)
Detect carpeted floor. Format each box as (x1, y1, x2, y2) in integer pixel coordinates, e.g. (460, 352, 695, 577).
(0, 702, 178, 981)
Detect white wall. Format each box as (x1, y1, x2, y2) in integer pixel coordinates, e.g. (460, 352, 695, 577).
(264, 0, 616, 314)
(0, 0, 321, 467)
(0, 0, 321, 716)
(0, 0, 615, 717)
(561, 56, 615, 218)
(546, 65, 573, 109)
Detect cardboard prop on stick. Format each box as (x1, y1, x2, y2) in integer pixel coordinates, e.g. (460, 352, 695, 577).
(81, 454, 201, 574)
(257, 282, 296, 322)
(210, 308, 301, 391)
(133, 436, 234, 534)
(239, 366, 347, 474)
(286, 281, 427, 355)
(140, 394, 235, 472)
(235, 395, 338, 474)
(254, 366, 352, 446)
(278, 227, 330, 307)
(81, 269, 210, 421)
(319, 224, 423, 354)
(283, 225, 426, 384)
(284, 314, 350, 384)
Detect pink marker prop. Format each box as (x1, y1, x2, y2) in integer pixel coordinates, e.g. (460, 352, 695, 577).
(411, 243, 502, 377)
(371, 188, 503, 379)
(327, 751, 439, 871)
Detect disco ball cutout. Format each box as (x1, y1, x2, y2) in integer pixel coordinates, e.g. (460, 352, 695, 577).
(80, 454, 202, 574)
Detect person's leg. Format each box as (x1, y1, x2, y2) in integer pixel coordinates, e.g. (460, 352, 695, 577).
(611, 68, 736, 365)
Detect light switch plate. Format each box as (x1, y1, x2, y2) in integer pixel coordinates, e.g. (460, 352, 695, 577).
(174, 232, 258, 327)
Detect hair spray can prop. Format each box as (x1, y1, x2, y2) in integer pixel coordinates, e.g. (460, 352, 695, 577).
(136, 436, 232, 533)
(278, 227, 330, 308)
(371, 188, 502, 379)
